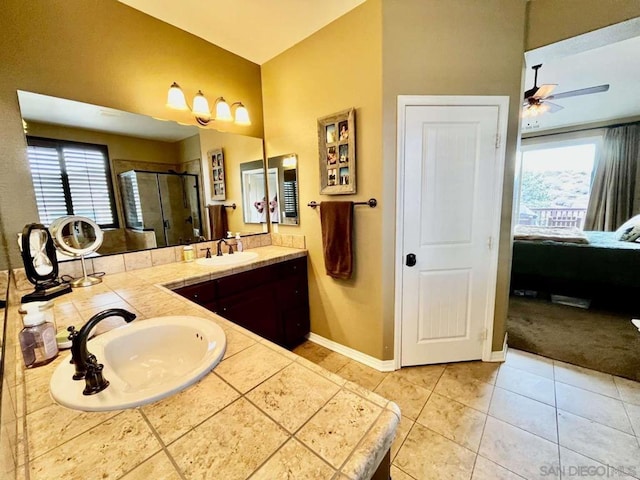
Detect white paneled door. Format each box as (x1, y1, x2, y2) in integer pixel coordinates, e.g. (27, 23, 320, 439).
(396, 97, 508, 366)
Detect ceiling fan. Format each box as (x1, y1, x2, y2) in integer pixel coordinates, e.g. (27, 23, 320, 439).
(522, 64, 610, 118)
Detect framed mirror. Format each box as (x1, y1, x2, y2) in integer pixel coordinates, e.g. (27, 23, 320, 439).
(267, 154, 299, 225)
(15, 90, 268, 258)
(240, 160, 269, 224)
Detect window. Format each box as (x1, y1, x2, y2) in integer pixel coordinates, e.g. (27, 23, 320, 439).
(26, 137, 118, 228)
(517, 135, 602, 230)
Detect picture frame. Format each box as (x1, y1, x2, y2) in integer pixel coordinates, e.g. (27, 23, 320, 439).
(208, 148, 226, 201)
(317, 108, 356, 194)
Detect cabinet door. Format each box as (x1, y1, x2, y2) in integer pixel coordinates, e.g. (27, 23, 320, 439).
(276, 275, 308, 307)
(281, 304, 310, 348)
(174, 281, 216, 305)
(218, 287, 280, 343)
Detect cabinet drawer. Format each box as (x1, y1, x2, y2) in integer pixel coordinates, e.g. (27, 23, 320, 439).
(277, 257, 307, 278)
(215, 265, 273, 298)
(174, 281, 216, 305)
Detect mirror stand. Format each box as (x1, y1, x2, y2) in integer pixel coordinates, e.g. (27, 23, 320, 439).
(70, 255, 102, 288)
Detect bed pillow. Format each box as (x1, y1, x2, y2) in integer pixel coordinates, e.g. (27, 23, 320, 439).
(620, 224, 640, 242)
(615, 214, 640, 240)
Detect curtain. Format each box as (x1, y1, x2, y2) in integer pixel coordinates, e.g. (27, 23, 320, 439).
(584, 123, 640, 231)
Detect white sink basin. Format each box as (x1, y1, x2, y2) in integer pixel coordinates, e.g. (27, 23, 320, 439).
(50, 316, 226, 412)
(196, 251, 258, 267)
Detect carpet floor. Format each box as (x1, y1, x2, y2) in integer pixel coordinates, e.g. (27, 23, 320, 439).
(507, 296, 640, 381)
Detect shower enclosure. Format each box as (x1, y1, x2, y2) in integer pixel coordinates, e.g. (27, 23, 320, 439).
(118, 170, 202, 248)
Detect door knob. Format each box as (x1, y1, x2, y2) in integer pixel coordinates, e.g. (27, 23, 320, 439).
(406, 253, 417, 267)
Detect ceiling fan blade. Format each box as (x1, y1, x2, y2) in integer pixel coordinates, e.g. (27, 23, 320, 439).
(532, 84, 557, 99)
(547, 84, 610, 100)
(544, 101, 564, 113)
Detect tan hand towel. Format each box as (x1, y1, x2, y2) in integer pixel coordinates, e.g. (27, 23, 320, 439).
(320, 201, 353, 279)
(207, 205, 228, 240)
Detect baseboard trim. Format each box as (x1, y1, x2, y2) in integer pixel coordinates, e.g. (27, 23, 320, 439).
(487, 332, 508, 362)
(307, 333, 396, 372)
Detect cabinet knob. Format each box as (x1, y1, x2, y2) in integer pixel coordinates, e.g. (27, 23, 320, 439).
(193, 293, 199, 298)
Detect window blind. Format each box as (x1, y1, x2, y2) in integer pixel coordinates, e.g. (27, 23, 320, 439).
(27, 144, 69, 225)
(27, 137, 118, 228)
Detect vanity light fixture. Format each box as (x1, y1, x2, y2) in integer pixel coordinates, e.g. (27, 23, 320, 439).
(166, 82, 251, 126)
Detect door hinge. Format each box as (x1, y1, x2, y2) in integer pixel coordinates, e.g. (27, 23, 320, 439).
(495, 133, 501, 149)
(487, 236, 493, 250)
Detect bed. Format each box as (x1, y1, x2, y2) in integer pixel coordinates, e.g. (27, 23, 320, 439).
(511, 229, 640, 310)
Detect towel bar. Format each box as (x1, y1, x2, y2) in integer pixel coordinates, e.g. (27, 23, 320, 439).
(307, 198, 377, 208)
(224, 203, 237, 210)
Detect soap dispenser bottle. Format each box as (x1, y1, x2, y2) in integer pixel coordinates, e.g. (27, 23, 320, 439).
(19, 311, 58, 367)
(235, 233, 243, 252)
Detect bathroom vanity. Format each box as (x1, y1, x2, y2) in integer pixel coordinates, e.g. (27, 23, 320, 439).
(174, 256, 309, 348)
(9, 244, 398, 480)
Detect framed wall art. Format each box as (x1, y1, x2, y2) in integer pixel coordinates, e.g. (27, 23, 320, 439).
(317, 107, 356, 194)
(208, 148, 226, 200)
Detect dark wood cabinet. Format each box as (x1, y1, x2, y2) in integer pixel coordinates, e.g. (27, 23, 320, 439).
(174, 256, 309, 348)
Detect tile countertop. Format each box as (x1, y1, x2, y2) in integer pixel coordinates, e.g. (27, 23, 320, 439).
(16, 245, 400, 480)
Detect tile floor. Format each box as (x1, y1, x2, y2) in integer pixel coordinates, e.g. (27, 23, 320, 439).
(293, 342, 640, 480)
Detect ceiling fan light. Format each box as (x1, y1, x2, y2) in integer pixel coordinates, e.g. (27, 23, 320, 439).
(522, 101, 550, 118)
(233, 103, 251, 126)
(166, 82, 188, 110)
(215, 97, 233, 122)
(192, 91, 211, 119)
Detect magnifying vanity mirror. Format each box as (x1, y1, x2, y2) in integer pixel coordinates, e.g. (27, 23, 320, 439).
(267, 154, 299, 225)
(19, 223, 72, 301)
(50, 216, 104, 287)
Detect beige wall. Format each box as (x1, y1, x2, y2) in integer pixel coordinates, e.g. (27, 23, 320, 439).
(381, 0, 528, 353)
(262, 0, 385, 358)
(199, 131, 266, 235)
(261, 0, 529, 359)
(526, 0, 640, 50)
(0, 0, 263, 269)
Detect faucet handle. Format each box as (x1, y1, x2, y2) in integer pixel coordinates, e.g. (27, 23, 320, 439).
(228, 244, 234, 255)
(83, 357, 109, 396)
(67, 326, 78, 364)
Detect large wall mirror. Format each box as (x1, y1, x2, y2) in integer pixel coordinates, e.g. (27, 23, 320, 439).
(15, 91, 268, 259)
(267, 154, 300, 226)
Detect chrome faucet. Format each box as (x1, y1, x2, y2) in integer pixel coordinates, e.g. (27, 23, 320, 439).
(67, 308, 136, 395)
(216, 238, 234, 256)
